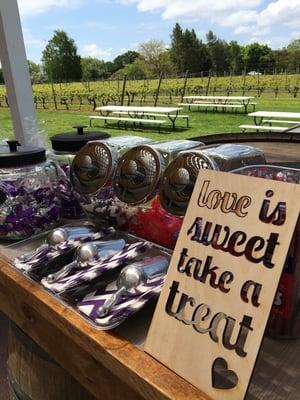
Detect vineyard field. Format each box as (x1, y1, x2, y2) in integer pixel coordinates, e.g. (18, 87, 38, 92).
(0, 97, 299, 144)
(1, 74, 300, 111)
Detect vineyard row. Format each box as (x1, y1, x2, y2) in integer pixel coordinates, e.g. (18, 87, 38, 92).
(0, 74, 300, 110)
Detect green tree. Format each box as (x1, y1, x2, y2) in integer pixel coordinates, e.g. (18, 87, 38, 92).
(286, 39, 300, 71)
(242, 43, 274, 72)
(170, 23, 185, 73)
(206, 31, 229, 74)
(170, 23, 210, 74)
(114, 58, 148, 79)
(42, 30, 82, 82)
(272, 49, 289, 71)
(228, 41, 243, 74)
(112, 51, 139, 72)
(158, 51, 177, 75)
(81, 57, 107, 80)
(287, 39, 300, 50)
(28, 60, 45, 83)
(183, 29, 210, 73)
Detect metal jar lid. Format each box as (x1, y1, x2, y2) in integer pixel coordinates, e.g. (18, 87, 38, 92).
(51, 125, 110, 153)
(70, 141, 117, 195)
(159, 150, 214, 216)
(0, 140, 46, 168)
(113, 145, 166, 205)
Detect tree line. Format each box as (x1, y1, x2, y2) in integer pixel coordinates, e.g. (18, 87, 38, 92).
(1, 24, 300, 85)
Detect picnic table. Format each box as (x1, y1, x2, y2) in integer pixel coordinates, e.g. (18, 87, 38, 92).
(91, 106, 185, 130)
(180, 96, 256, 113)
(240, 111, 300, 133)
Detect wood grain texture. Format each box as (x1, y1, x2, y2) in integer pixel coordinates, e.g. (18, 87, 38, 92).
(7, 323, 96, 400)
(0, 254, 209, 400)
(145, 170, 300, 400)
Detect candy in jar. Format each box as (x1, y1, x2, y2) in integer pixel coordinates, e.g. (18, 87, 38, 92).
(232, 164, 300, 339)
(159, 144, 266, 216)
(48, 125, 109, 218)
(113, 140, 201, 247)
(70, 136, 153, 227)
(0, 141, 62, 240)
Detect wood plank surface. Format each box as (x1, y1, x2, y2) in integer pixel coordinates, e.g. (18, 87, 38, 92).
(0, 239, 300, 399)
(0, 254, 209, 400)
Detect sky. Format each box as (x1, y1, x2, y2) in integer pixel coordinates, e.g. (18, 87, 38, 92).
(16, 0, 300, 63)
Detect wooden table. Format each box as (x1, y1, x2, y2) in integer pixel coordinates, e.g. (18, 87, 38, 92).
(95, 106, 183, 130)
(182, 96, 255, 113)
(249, 111, 300, 126)
(0, 238, 300, 399)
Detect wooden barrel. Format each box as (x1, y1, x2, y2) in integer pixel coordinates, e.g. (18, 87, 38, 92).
(7, 323, 95, 400)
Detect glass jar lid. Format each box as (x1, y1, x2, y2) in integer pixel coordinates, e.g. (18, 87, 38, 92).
(70, 142, 116, 195)
(159, 150, 213, 216)
(113, 145, 165, 205)
(0, 140, 46, 168)
(51, 125, 110, 152)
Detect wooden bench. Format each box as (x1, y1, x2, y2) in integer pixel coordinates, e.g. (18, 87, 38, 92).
(262, 119, 300, 125)
(89, 115, 166, 132)
(112, 111, 190, 127)
(178, 102, 244, 113)
(249, 102, 257, 111)
(240, 124, 288, 133)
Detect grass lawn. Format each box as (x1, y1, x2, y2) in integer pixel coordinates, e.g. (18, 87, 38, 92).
(0, 96, 299, 145)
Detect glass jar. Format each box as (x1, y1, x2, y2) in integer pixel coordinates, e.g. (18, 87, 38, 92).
(70, 136, 153, 227)
(232, 164, 300, 339)
(0, 141, 62, 240)
(113, 140, 202, 248)
(159, 144, 266, 217)
(48, 125, 110, 219)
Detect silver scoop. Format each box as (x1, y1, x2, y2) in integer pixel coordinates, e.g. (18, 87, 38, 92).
(18, 226, 97, 263)
(97, 255, 168, 318)
(46, 239, 126, 283)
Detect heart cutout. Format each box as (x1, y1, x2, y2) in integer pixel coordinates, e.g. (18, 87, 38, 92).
(212, 357, 238, 390)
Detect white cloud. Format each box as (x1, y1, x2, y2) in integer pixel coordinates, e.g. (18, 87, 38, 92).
(17, 0, 83, 17)
(119, 0, 300, 47)
(119, 0, 262, 19)
(257, 0, 300, 29)
(81, 44, 113, 60)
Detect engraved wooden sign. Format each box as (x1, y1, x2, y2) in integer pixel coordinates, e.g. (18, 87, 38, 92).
(145, 169, 300, 400)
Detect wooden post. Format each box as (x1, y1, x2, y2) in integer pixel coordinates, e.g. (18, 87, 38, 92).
(205, 72, 211, 96)
(242, 70, 246, 96)
(120, 75, 127, 106)
(51, 81, 58, 110)
(154, 73, 163, 107)
(181, 71, 189, 102)
(0, 0, 42, 145)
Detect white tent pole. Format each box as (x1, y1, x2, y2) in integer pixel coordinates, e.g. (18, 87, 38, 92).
(0, 0, 41, 146)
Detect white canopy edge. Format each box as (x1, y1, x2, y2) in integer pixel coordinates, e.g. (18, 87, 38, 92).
(0, 0, 43, 146)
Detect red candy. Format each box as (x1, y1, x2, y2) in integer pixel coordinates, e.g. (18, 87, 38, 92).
(128, 196, 183, 249)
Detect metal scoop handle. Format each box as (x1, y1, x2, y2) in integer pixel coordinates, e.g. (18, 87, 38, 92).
(18, 243, 49, 263)
(98, 287, 127, 317)
(46, 261, 78, 283)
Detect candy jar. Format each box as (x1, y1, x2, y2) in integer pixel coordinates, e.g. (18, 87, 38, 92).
(0, 140, 62, 240)
(113, 140, 202, 248)
(70, 136, 153, 227)
(48, 125, 109, 219)
(232, 164, 300, 339)
(159, 144, 266, 217)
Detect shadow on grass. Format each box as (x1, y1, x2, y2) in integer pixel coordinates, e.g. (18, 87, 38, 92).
(90, 122, 190, 135)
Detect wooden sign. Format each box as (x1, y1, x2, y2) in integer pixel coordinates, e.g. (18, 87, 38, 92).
(145, 170, 300, 400)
